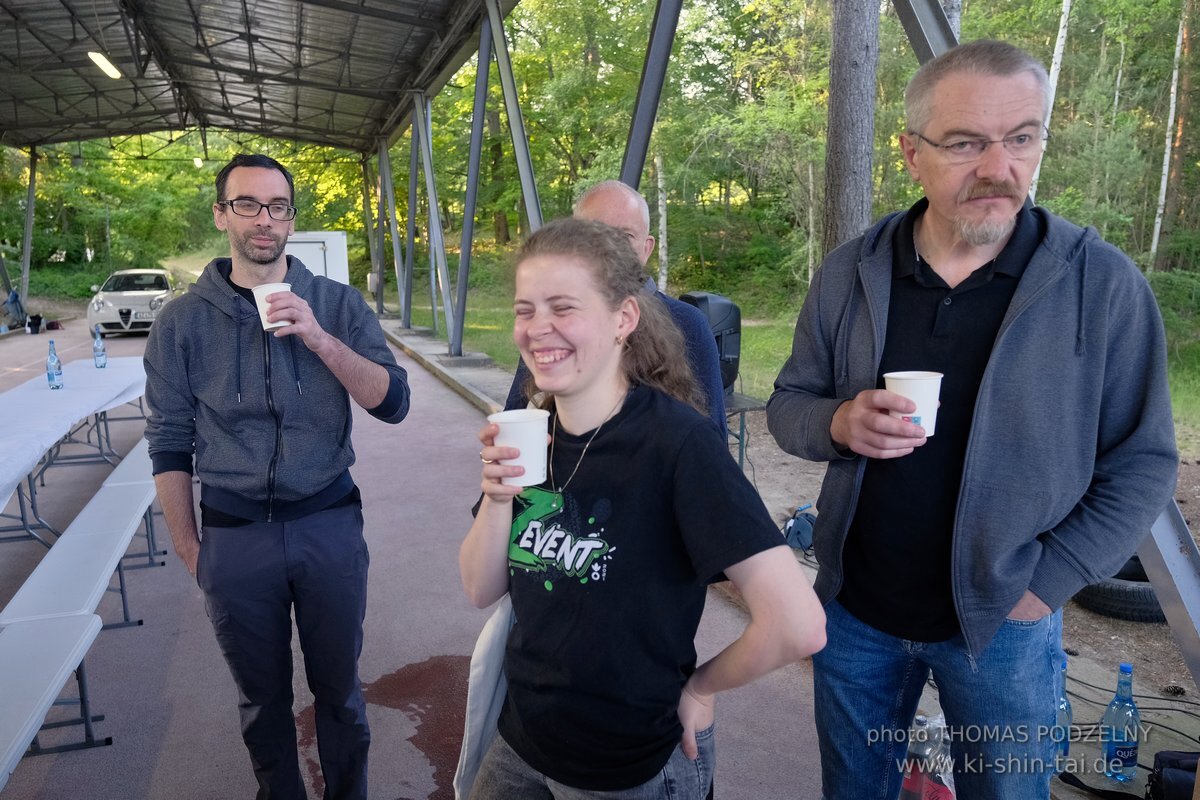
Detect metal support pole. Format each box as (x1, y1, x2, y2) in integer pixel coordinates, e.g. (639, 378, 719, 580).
(379, 139, 407, 315)
(1139, 502, 1200, 687)
(409, 100, 439, 333)
(412, 91, 455, 337)
(619, 0, 683, 190)
(359, 157, 378, 302)
(20, 145, 37, 309)
(484, 0, 543, 231)
(404, 134, 418, 329)
(451, 21, 494, 357)
(374, 159, 386, 315)
(891, 0, 958, 63)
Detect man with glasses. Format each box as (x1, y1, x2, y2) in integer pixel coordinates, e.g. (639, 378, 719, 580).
(768, 40, 1176, 799)
(144, 153, 410, 799)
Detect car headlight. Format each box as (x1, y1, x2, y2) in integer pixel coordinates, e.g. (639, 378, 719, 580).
(149, 294, 166, 311)
(91, 296, 105, 312)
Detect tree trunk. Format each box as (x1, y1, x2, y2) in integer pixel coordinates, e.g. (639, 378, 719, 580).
(807, 160, 816, 285)
(1150, 5, 1187, 270)
(487, 109, 510, 244)
(1030, 0, 1072, 203)
(822, 0, 878, 255)
(655, 152, 668, 292)
(1159, 0, 1193, 270)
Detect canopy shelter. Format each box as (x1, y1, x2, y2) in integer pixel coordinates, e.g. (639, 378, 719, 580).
(0, 0, 505, 150)
(1, 0, 520, 321)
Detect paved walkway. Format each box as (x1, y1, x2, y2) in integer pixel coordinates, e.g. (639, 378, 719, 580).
(0, 322, 823, 799)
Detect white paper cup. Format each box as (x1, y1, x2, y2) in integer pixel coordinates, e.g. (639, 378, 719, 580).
(487, 409, 550, 486)
(883, 371, 943, 436)
(251, 282, 292, 330)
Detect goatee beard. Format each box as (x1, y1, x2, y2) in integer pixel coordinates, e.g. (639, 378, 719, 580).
(955, 216, 1016, 246)
(954, 179, 1022, 246)
(237, 232, 286, 265)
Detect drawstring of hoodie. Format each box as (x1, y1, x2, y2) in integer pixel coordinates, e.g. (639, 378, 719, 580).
(1075, 243, 1088, 356)
(234, 297, 243, 403)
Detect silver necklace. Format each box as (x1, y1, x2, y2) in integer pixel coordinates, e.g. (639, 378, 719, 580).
(548, 394, 625, 500)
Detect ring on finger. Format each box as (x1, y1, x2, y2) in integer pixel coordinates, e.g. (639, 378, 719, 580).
(479, 450, 496, 465)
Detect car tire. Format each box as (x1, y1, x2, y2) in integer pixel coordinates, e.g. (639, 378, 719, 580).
(1073, 556, 1165, 623)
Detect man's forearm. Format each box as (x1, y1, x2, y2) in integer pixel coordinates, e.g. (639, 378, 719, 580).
(154, 470, 200, 576)
(312, 333, 390, 409)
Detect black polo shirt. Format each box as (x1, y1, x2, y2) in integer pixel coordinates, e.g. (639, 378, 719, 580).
(837, 198, 1042, 642)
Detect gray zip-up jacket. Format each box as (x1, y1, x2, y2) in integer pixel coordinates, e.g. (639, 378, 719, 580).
(767, 207, 1177, 656)
(144, 256, 409, 521)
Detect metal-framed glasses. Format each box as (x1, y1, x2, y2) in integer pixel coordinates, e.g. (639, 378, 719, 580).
(912, 129, 1048, 164)
(218, 199, 297, 221)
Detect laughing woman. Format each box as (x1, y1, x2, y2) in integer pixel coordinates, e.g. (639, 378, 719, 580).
(459, 217, 826, 799)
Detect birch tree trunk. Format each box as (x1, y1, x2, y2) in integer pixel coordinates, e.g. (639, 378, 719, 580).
(1157, 0, 1193, 270)
(822, 0, 878, 255)
(1030, 0, 1072, 203)
(1150, 6, 1187, 270)
(655, 152, 668, 292)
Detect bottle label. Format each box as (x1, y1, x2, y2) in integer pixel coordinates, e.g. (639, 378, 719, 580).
(1112, 744, 1137, 764)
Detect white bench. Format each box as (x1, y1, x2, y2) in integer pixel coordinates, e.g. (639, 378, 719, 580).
(0, 614, 107, 792)
(101, 437, 152, 487)
(0, 530, 143, 628)
(98, 438, 165, 568)
(0, 480, 158, 629)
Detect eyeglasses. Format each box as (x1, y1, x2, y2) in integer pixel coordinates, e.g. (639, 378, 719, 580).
(911, 130, 1048, 164)
(218, 199, 297, 221)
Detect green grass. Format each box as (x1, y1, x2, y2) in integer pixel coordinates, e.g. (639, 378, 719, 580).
(735, 317, 796, 400)
(1168, 342, 1200, 460)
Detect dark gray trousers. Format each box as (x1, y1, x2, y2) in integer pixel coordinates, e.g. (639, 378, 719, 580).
(199, 504, 370, 800)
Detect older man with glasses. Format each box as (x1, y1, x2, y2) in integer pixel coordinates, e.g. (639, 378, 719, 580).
(144, 153, 411, 799)
(767, 40, 1176, 799)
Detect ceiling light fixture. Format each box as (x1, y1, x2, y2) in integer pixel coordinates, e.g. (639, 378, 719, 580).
(87, 51, 122, 80)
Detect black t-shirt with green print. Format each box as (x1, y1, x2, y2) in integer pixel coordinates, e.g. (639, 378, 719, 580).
(495, 384, 786, 791)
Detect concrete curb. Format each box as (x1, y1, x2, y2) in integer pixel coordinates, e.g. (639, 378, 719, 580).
(381, 322, 508, 416)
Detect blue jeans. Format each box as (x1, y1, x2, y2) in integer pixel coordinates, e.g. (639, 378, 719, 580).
(470, 727, 715, 800)
(813, 599, 1061, 800)
(199, 504, 371, 800)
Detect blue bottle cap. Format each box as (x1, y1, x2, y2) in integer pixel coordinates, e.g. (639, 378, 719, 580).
(1119, 662, 1133, 673)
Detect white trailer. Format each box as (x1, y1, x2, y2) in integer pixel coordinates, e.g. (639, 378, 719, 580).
(286, 231, 350, 285)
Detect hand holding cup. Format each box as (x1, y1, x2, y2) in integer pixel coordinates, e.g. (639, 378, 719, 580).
(251, 283, 292, 330)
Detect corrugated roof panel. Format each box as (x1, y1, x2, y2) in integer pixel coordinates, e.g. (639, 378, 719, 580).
(0, 0, 515, 151)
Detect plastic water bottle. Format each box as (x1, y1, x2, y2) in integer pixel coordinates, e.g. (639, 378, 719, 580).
(1053, 655, 1072, 772)
(92, 324, 107, 368)
(1101, 662, 1140, 782)
(46, 339, 63, 389)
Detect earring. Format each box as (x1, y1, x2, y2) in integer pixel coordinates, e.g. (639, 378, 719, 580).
(615, 335, 624, 346)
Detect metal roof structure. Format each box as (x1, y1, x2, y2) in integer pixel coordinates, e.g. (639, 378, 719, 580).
(0, 0, 514, 152)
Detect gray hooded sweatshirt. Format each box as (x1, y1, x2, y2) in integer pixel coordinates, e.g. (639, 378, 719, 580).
(144, 256, 409, 522)
(767, 207, 1177, 656)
